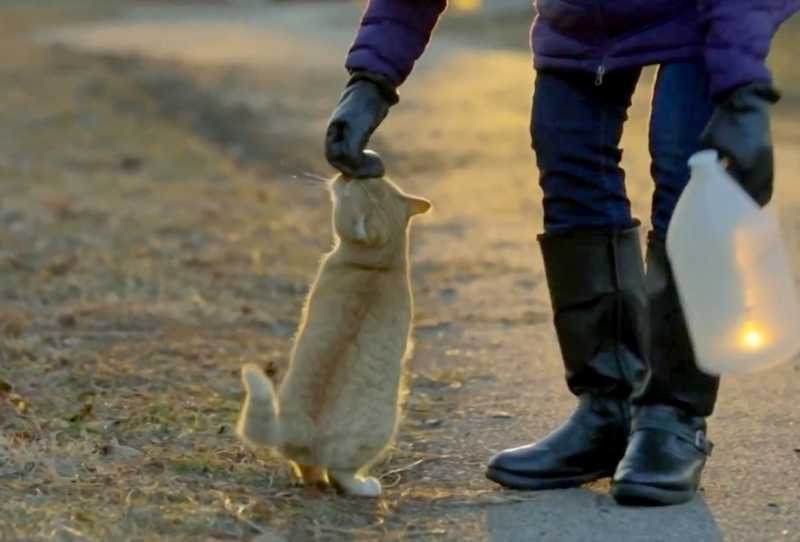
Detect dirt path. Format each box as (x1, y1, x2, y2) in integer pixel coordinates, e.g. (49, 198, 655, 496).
(2, 2, 800, 541)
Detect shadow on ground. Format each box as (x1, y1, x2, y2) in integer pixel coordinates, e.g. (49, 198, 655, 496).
(485, 491, 722, 542)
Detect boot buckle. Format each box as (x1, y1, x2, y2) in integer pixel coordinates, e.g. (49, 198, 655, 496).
(695, 430, 713, 455)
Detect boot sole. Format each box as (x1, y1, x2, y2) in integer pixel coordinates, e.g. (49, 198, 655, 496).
(611, 482, 695, 506)
(485, 466, 614, 490)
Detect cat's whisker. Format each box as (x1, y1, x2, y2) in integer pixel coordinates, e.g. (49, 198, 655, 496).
(286, 172, 332, 186)
(301, 172, 332, 183)
(288, 175, 325, 186)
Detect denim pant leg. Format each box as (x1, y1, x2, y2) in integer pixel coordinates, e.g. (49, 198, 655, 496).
(649, 62, 716, 239)
(636, 61, 720, 417)
(533, 68, 641, 234)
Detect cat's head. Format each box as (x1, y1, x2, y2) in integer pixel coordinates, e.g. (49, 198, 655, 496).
(330, 175, 431, 247)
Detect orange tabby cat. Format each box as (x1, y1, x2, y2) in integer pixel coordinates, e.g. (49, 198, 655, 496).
(237, 174, 430, 497)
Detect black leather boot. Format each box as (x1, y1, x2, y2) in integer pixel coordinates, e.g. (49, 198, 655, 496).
(613, 236, 717, 505)
(612, 405, 712, 505)
(486, 227, 649, 490)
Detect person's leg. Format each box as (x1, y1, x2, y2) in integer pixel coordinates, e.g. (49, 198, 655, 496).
(537, 70, 640, 234)
(640, 60, 720, 415)
(613, 61, 716, 506)
(486, 68, 650, 490)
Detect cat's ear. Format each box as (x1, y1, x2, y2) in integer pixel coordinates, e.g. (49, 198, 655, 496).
(403, 195, 432, 216)
(354, 214, 369, 242)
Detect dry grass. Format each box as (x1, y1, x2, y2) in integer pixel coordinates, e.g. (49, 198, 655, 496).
(0, 3, 526, 540)
(5, 3, 800, 541)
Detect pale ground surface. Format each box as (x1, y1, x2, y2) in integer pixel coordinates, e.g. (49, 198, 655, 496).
(1, 1, 799, 541)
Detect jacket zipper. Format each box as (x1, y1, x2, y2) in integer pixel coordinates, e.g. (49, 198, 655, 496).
(595, 64, 606, 86)
(593, 0, 608, 86)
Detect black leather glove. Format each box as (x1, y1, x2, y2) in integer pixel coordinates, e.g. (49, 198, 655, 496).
(325, 72, 398, 178)
(700, 82, 781, 206)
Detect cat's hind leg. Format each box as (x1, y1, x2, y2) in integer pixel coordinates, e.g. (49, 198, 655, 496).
(329, 470, 382, 498)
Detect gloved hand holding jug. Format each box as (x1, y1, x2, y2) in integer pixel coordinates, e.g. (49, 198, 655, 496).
(701, 82, 781, 206)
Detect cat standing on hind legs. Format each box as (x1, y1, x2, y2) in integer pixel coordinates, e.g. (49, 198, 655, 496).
(237, 174, 431, 498)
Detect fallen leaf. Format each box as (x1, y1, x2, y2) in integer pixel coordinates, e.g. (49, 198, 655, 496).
(71, 511, 93, 525)
(43, 255, 78, 277)
(57, 312, 77, 328)
(119, 155, 143, 173)
(0, 380, 11, 399)
(68, 403, 93, 423)
(6, 255, 33, 272)
(9, 395, 28, 415)
(181, 256, 213, 268)
(99, 438, 142, 462)
(45, 198, 79, 221)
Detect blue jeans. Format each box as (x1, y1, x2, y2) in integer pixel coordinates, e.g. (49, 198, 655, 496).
(532, 62, 714, 237)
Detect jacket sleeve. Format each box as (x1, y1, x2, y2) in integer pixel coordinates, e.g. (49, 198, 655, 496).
(345, 0, 448, 87)
(701, 0, 798, 99)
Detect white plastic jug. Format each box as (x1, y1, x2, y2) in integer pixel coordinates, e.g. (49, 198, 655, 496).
(666, 149, 800, 375)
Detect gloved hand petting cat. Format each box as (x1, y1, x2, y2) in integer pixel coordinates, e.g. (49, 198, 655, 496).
(325, 72, 397, 179)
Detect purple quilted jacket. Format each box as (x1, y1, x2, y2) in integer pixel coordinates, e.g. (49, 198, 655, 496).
(345, 0, 799, 98)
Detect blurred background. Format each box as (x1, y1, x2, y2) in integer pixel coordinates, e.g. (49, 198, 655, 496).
(1, 1, 799, 541)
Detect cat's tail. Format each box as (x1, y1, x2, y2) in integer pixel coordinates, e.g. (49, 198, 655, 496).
(236, 364, 282, 448)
